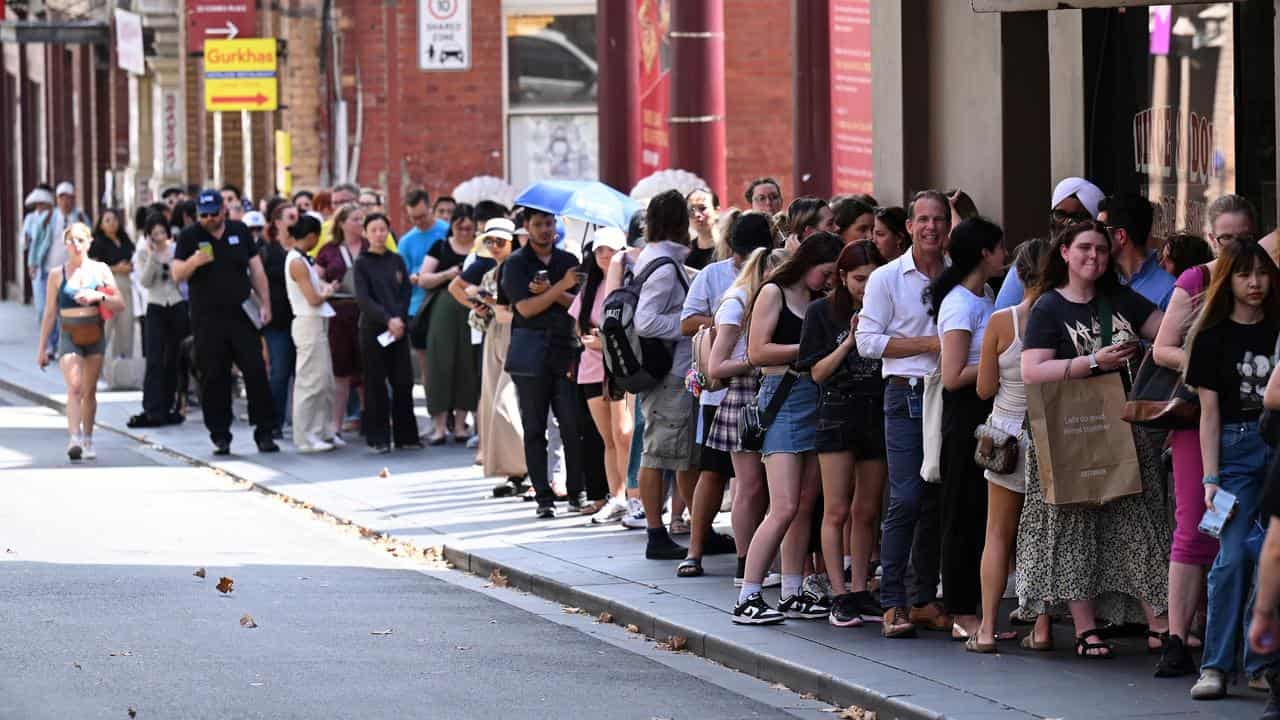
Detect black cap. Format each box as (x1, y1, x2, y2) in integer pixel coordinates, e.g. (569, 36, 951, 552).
(730, 213, 774, 255)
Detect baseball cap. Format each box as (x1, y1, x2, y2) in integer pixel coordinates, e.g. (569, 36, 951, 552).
(592, 226, 627, 252)
(244, 211, 266, 228)
(196, 189, 222, 215)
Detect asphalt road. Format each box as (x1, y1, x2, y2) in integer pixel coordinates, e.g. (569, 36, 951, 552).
(0, 392, 828, 720)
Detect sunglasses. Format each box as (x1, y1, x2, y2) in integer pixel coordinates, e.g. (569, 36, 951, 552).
(1051, 209, 1092, 224)
(482, 237, 510, 248)
(199, 212, 219, 219)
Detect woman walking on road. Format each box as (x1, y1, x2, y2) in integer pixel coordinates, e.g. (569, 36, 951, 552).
(36, 222, 126, 461)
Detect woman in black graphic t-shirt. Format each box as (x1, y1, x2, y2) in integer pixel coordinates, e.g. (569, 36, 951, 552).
(1184, 240, 1280, 699)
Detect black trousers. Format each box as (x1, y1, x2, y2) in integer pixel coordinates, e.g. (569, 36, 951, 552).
(142, 302, 190, 420)
(194, 310, 275, 443)
(577, 383, 609, 501)
(939, 385, 993, 617)
(360, 327, 419, 446)
(513, 372, 584, 507)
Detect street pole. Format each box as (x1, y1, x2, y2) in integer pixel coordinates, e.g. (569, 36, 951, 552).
(213, 110, 223, 188)
(241, 109, 253, 202)
(669, 0, 726, 202)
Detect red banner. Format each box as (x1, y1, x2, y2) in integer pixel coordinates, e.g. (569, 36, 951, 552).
(186, 0, 256, 52)
(829, 0, 873, 195)
(636, 0, 670, 179)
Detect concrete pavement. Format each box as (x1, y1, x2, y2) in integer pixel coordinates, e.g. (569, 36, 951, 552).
(0, 300, 1267, 720)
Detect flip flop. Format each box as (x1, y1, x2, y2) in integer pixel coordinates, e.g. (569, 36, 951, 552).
(676, 558, 703, 578)
(965, 636, 997, 654)
(1020, 633, 1054, 651)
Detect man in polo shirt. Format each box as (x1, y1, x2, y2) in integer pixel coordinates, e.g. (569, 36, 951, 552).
(1098, 192, 1175, 309)
(855, 189, 950, 638)
(400, 188, 450, 382)
(501, 208, 585, 519)
(171, 189, 278, 456)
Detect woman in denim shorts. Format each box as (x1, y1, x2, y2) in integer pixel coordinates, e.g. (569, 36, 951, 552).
(797, 240, 887, 628)
(732, 232, 843, 626)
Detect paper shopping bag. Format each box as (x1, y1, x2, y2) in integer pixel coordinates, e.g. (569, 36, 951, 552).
(1027, 373, 1142, 506)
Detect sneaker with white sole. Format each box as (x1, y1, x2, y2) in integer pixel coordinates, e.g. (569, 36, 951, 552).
(620, 498, 647, 529)
(802, 573, 833, 604)
(1191, 668, 1227, 700)
(732, 592, 785, 625)
(81, 437, 96, 460)
(778, 589, 831, 620)
(828, 594, 865, 628)
(328, 434, 347, 448)
(299, 435, 335, 454)
(67, 434, 83, 461)
(591, 496, 629, 524)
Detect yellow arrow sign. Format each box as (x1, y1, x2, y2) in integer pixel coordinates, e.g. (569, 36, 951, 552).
(204, 38, 278, 112)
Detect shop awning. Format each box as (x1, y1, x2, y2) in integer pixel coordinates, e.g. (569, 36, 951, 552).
(973, 0, 1238, 11)
(0, 20, 108, 44)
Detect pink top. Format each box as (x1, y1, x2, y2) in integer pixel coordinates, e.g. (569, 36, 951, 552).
(1174, 264, 1210, 296)
(569, 286, 608, 384)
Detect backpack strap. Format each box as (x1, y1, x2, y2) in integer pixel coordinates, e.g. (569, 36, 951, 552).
(632, 256, 689, 292)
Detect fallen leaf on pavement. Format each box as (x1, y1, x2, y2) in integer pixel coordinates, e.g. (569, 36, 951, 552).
(668, 635, 688, 651)
(193, 568, 205, 579)
(370, 629, 394, 636)
(454, 645, 471, 651)
(625, 624, 640, 634)
(827, 708, 876, 720)
(239, 614, 258, 629)
(109, 651, 132, 657)
(128, 707, 137, 718)
(486, 569, 509, 588)
(561, 606, 584, 615)
(249, 682, 264, 687)
(596, 612, 614, 624)
(377, 467, 390, 478)
(72, 662, 82, 670)
(216, 577, 234, 594)
(4, 548, 13, 554)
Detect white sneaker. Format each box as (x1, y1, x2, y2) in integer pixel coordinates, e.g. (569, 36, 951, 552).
(328, 434, 347, 448)
(591, 496, 629, 524)
(466, 434, 480, 449)
(298, 435, 335, 454)
(67, 434, 83, 461)
(81, 437, 96, 460)
(620, 498, 647, 529)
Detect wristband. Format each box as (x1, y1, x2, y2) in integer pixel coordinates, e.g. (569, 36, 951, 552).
(1202, 475, 1221, 486)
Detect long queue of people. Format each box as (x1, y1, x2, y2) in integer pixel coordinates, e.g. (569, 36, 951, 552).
(23, 173, 1280, 715)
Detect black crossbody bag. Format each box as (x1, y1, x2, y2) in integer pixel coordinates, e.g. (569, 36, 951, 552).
(738, 371, 798, 453)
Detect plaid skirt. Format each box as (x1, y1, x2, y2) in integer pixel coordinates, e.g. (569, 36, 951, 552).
(707, 373, 759, 453)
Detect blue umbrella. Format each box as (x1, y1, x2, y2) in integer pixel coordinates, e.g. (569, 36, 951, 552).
(514, 180, 641, 231)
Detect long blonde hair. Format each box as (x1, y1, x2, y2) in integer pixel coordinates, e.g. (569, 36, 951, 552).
(733, 246, 788, 335)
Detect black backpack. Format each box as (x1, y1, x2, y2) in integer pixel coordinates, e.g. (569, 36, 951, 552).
(600, 256, 689, 393)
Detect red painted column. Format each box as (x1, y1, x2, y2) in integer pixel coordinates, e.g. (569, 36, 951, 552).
(596, 0, 641, 193)
(669, 0, 725, 201)
(792, 0, 831, 199)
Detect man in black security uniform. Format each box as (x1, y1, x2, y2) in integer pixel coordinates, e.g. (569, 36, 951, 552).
(171, 189, 278, 455)
(501, 208, 585, 519)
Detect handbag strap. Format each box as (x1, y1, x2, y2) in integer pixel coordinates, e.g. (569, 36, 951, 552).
(1095, 293, 1113, 347)
(760, 371, 798, 427)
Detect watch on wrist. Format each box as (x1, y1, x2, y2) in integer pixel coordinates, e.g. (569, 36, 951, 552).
(1089, 352, 1100, 371)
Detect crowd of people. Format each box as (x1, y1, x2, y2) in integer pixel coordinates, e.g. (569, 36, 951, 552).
(23, 172, 1280, 717)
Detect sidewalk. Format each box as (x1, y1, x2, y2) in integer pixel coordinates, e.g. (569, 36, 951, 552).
(0, 301, 1265, 720)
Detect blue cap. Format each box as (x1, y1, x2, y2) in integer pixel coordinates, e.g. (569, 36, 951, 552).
(196, 189, 222, 215)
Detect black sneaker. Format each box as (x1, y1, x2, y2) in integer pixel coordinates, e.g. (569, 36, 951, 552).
(535, 505, 556, 520)
(1263, 669, 1280, 720)
(704, 531, 737, 556)
(213, 440, 232, 456)
(829, 593, 864, 628)
(778, 589, 831, 620)
(645, 537, 687, 560)
(1154, 634, 1196, 678)
(256, 437, 280, 453)
(848, 590, 884, 623)
(127, 413, 165, 428)
(567, 491, 589, 512)
(732, 592, 785, 625)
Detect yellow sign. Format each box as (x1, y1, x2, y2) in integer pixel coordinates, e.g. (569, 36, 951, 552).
(204, 38, 278, 112)
(274, 130, 292, 195)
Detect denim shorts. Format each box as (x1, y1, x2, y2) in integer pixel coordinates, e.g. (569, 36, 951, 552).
(758, 373, 819, 456)
(815, 389, 886, 459)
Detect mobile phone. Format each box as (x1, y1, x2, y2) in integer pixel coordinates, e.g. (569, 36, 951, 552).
(477, 288, 493, 299)
(1199, 488, 1239, 539)
(535, 270, 550, 283)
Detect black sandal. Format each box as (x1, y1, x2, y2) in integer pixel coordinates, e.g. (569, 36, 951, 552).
(1147, 630, 1169, 655)
(676, 558, 704, 578)
(1075, 629, 1115, 660)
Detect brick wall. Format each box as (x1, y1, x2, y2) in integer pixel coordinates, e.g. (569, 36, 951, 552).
(278, 0, 325, 191)
(724, 0, 794, 207)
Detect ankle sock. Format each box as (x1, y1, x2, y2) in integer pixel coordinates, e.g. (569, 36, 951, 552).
(738, 582, 762, 604)
(736, 556, 747, 578)
(843, 555, 852, 571)
(647, 527, 672, 545)
(781, 574, 802, 600)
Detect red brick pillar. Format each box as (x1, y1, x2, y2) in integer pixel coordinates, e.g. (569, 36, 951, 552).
(792, 0, 831, 199)
(669, 0, 725, 201)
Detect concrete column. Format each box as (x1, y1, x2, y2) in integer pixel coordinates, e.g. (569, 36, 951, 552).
(792, 0, 831, 199)
(669, 0, 726, 201)
(1047, 9, 1086, 183)
(596, 0, 641, 193)
(870, 0, 927, 208)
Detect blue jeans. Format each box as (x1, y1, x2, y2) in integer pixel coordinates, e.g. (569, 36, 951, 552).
(33, 269, 58, 357)
(1203, 421, 1277, 675)
(879, 381, 943, 609)
(263, 327, 295, 431)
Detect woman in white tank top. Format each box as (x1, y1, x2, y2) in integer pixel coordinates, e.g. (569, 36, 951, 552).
(284, 215, 340, 452)
(971, 238, 1049, 652)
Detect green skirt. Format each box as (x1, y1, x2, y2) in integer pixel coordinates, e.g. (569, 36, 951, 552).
(424, 294, 480, 415)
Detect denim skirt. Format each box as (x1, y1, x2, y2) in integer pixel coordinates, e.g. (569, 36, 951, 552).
(757, 372, 819, 456)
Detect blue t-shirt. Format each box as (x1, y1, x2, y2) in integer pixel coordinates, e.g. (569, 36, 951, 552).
(399, 220, 449, 316)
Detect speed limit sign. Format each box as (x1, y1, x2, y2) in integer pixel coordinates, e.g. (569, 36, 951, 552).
(419, 0, 470, 71)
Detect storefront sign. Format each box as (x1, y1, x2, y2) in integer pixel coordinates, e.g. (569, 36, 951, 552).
(418, 0, 470, 71)
(186, 0, 255, 53)
(829, 0, 873, 195)
(636, 0, 670, 177)
(973, 0, 1237, 11)
(114, 9, 144, 76)
(160, 87, 182, 177)
(203, 38, 278, 112)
